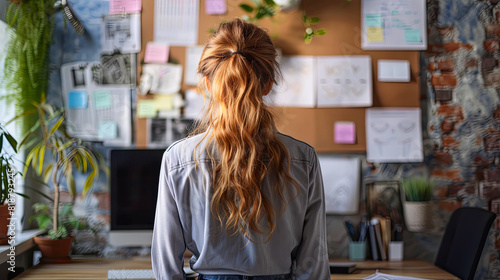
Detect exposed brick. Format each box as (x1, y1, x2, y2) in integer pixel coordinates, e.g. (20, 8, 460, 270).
(438, 200, 463, 212)
(491, 198, 500, 214)
(432, 168, 462, 181)
(495, 218, 500, 231)
(93, 192, 110, 210)
(435, 186, 448, 198)
(483, 72, 500, 87)
(96, 214, 111, 224)
(427, 57, 455, 71)
(440, 119, 455, 133)
(464, 182, 478, 195)
(429, 125, 435, 132)
(465, 58, 478, 70)
(434, 87, 453, 101)
(431, 73, 457, 87)
(473, 155, 491, 167)
(494, 106, 500, 119)
(482, 56, 497, 73)
(443, 136, 459, 148)
(434, 150, 453, 165)
(485, 40, 500, 53)
(462, 43, 474, 50)
(427, 42, 462, 54)
(437, 104, 464, 120)
(480, 181, 500, 199)
(485, 169, 500, 182)
(496, 235, 500, 249)
(486, 24, 500, 38)
(447, 184, 463, 197)
(437, 26, 456, 38)
(485, 135, 500, 151)
(492, 0, 500, 5)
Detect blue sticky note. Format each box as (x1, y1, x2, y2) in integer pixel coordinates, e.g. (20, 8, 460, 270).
(94, 90, 112, 110)
(68, 91, 88, 108)
(365, 14, 383, 27)
(98, 121, 118, 139)
(405, 29, 422, 43)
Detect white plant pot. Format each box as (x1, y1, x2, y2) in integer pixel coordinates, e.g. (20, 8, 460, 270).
(403, 201, 432, 232)
(274, 0, 302, 11)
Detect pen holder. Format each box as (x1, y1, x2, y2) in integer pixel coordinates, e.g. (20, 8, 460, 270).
(389, 241, 404, 261)
(349, 241, 366, 261)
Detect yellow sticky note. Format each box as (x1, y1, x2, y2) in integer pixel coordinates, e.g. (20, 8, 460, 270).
(367, 27, 384, 42)
(155, 95, 174, 111)
(137, 100, 157, 118)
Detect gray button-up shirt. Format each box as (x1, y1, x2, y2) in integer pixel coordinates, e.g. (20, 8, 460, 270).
(152, 132, 329, 280)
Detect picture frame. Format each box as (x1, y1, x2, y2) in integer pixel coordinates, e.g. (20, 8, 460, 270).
(366, 181, 405, 226)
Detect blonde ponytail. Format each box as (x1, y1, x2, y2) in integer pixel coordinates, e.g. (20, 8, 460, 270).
(194, 19, 298, 241)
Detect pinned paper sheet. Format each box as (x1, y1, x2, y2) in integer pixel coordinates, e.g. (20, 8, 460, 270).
(318, 156, 360, 214)
(154, 0, 199, 46)
(367, 27, 384, 42)
(68, 91, 88, 108)
(334, 122, 356, 144)
(184, 46, 204, 86)
(101, 14, 141, 53)
(109, 0, 141, 14)
(206, 0, 227, 15)
(94, 90, 112, 110)
(137, 100, 157, 118)
(144, 43, 169, 64)
(98, 121, 118, 139)
(155, 95, 174, 111)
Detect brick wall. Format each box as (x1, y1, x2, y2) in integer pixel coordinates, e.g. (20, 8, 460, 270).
(423, 0, 500, 278)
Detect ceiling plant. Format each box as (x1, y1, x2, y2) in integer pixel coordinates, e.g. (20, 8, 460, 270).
(17, 97, 105, 263)
(239, 0, 326, 44)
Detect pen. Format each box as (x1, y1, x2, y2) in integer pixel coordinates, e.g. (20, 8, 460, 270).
(359, 217, 368, 242)
(344, 217, 356, 241)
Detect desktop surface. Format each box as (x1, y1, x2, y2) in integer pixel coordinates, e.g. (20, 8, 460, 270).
(14, 257, 459, 280)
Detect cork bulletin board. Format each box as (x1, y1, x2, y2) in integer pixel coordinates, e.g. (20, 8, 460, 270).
(136, 0, 421, 153)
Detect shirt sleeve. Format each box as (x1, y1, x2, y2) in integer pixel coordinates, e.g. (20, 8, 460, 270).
(294, 149, 330, 280)
(152, 152, 187, 280)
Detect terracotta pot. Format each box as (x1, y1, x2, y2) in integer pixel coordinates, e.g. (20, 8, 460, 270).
(33, 235, 74, 264)
(403, 201, 432, 232)
(0, 204, 12, 245)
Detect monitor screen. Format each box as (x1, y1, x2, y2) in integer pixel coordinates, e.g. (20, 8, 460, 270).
(110, 149, 165, 230)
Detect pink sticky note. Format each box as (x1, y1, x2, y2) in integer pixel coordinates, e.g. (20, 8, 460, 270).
(109, 0, 141, 14)
(144, 43, 169, 64)
(334, 122, 356, 144)
(206, 0, 227, 15)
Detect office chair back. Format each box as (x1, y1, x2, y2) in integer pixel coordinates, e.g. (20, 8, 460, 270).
(434, 207, 496, 280)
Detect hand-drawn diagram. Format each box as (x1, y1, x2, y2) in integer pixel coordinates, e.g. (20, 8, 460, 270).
(318, 156, 360, 214)
(266, 55, 316, 108)
(317, 56, 372, 107)
(366, 108, 423, 162)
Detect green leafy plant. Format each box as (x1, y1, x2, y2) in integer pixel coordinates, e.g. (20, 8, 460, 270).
(2, 0, 57, 134)
(402, 177, 434, 202)
(0, 124, 22, 203)
(29, 202, 85, 240)
(238, 0, 326, 44)
(18, 98, 105, 240)
(302, 13, 326, 44)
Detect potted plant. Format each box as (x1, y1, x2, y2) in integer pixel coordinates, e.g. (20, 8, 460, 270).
(0, 125, 21, 245)
(401, 177, 434, 232)
(18, 98, 103, 263)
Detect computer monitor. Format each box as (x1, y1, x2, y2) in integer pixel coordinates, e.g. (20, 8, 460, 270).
(109, 149, 165, 247)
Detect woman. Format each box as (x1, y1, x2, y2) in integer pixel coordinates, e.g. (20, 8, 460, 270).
(152, 18, 329, 280)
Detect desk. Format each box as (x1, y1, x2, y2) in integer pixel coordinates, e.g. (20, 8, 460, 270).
(14, 257, 458, 280)
(330, 260, 459, 280)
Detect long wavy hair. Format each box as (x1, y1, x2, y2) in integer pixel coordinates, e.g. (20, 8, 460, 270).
(193, 19, 298, 241)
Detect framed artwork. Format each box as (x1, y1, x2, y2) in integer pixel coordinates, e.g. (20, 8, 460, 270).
(366, 181, 405, 226)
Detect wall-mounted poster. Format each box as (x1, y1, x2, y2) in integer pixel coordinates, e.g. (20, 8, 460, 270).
(317, 56, 372, 107)
(318, 155, 360, 214)
(361, 0, 427, 50)
(365, 108, 423, 163)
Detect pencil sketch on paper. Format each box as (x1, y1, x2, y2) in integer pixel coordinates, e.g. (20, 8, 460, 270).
(317, 56, 372, 107)
(318, 156, 360, 214)
(366, 108, 423, 163)
(266, 55, 316, 108)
